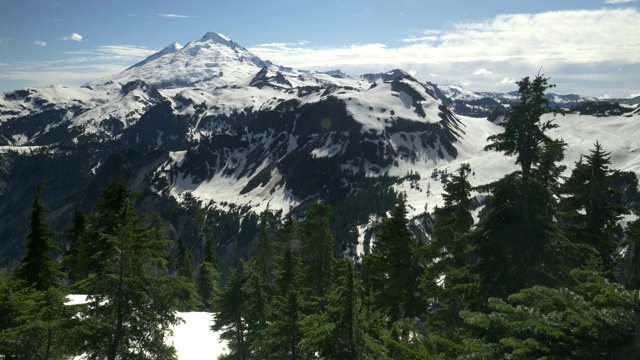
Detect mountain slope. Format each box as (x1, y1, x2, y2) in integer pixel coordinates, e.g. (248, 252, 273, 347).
(0, 32, 638, 270)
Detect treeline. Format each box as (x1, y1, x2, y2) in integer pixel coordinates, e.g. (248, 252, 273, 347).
(2, 74, 640, 359)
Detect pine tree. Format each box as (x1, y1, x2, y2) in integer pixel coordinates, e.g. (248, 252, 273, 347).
(485, 73, 557, 190)
(317, 259, 363, 358)
(212, 260, 250, 360)
(560, 142, 628, 273)
(62, 209, 90, 285)
(471, 74, 581, 303)
(76, 180, 186, 359)
(254, 208, 276, 286)
(431, 164, 474, 269)
(14, 187, 64, 291)
(364, 198, 421, 323)
(299, 202, 335, 310)
(422, 164, 474, 353)
(260, 215, 304, 359)
(175, 237, 195, 281)
(198, 237, 219, 311)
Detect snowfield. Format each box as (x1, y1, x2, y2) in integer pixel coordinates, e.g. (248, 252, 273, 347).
(67, 295, 227, 359)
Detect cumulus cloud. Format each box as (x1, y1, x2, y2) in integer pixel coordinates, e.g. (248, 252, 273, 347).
(500, 77, 515, 84)
(249, 8, 640, 97)
(63, 33, 83, 41)
(35, 41, 47, 47)
(604, 0, 635, 3)
(473, 68, 493, 76)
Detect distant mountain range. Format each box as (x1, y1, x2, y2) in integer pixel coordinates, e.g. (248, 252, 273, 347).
(1, 32, 638, 269)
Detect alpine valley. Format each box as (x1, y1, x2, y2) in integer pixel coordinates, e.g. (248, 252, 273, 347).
(1, 32, 639, 269)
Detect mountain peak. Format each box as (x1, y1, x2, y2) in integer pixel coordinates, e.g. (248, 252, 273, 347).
(198, 32, 237, 47)
(128, 41, 183, 70)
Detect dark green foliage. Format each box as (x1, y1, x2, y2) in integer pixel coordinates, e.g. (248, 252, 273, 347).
(75, 180, 191, 359)
(198, 237, 220, 311)
(14, 187, 65, 291)
(560, 142, 628, 273)
(460, 269, 634, 359)
(299, 202, 335, 306)
(0, 275, 79, 359)
(212, 260, 250, 360)
(175, 237, 195, 281)
(485, 74, 557, 188)
(258, 215, 304, 359)
(62, 209, 90, 286)
(421, 165, 474, 356)
(364, 199, 422, 323)
(302, 259, 392, 359)
(469, 174, 584, 302)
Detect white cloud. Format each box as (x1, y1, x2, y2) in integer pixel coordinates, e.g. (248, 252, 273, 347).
(473, 68, 493, 76)
(604, 0, 635, 3)
(63, 33, 83, 41)
(500, 77, 514, 84)
(0, 45, 155, 89)
(402, 36, 439, 43)
(630, 93, 640, 98)
(249, 8, 640, 97)
(35, 41, 47, 47)
(157, 13, 192, 18)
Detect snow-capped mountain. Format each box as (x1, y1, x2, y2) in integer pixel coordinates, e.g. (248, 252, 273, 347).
(0, 32, 638, 268)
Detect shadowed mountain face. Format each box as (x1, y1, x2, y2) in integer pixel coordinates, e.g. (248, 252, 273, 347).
(0, 32, 637, 269)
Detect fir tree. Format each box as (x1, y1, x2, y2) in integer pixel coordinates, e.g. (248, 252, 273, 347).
(0, 274, 79, 359)
(175, 237, 195, 281)
(422, 164, 474, 353)
(485, 73, 557, 190)
(62, 209, 90, 286)
(364, 198, 422, 323)
(76, 180, 187, 359)
(14, 187, 64, 291)
(560, 142, 628, 273)
(460, 268, 635, 359)
(198, 237, 219, 311)
(299, 202, 335, 309)
(212, 260, 250, 360)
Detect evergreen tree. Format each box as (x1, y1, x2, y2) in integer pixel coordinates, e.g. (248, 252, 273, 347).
(76, 180, 187, 359)
(212, 260, 250, 360)
(198, 237, 219, 311)
(430, 163, 474, 269)
(305, 259, 362, 358)
(364, 199, 421, 323)
(460, 268, 634, 359)
(471, 74, 581, 302)
(243, 263, 268, 358)
(0, 274, 80, 359)
(175, 237, 195, 281)
(560, 142, 628, 273)
(485, 73, 557, 190)
(421, 164, 474, 355)
(622, 215, 640, 352)
(299, 202, 335, 309)
(62, 209, 90, 286)
(14, 187, 64, 291)
(254, 208, 276, 286)
(261, 215, 304, 359)
(468, 174, 580, 302)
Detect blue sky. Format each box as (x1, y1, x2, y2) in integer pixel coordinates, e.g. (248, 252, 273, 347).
(1, 0, 638, 97)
